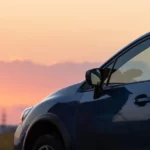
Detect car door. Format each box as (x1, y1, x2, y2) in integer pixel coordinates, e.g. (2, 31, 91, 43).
(76, 34, 150, 150)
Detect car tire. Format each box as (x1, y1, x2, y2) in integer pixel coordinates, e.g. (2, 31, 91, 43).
(32, 134, 64, 150)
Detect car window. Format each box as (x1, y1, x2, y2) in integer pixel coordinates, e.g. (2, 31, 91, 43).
(103, 62, 114, 84)
(109, 38, 150, 85)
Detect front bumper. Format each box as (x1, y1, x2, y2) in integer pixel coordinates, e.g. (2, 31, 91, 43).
(14, 124, 25, 150)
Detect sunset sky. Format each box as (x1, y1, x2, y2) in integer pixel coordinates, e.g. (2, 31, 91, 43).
(0, 0, 150, 124)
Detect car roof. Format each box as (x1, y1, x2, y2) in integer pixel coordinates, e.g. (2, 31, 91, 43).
(101, 32, 150, 68)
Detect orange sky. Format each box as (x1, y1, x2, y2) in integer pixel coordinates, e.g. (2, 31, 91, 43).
(1, 0, 150, 65)
(0, 0, 150, 124)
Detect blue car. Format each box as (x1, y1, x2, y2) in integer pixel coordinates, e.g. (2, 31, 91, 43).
(14, 32, 150, 150)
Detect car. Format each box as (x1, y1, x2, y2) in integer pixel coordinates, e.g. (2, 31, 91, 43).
(14, 32, 150, 150)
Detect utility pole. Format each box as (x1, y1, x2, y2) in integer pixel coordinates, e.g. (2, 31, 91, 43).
(1, 108, 6, 132)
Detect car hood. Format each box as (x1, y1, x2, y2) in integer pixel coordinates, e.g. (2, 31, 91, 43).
(22, 81, 84, 129)
(41, 81, 84, 102)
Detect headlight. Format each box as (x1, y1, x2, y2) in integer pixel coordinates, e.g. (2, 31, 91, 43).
(20, 107, 32, 123)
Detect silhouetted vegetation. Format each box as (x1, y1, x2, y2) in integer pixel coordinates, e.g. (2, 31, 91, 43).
(0, 132, 14, 150)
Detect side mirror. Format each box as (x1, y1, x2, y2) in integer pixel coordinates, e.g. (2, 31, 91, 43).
(85, 68, 103, 99)
(85, 68, 102, 86)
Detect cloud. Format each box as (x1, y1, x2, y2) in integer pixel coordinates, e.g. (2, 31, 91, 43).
(0, 60, 101, 91)
(0, 60, 101, 124)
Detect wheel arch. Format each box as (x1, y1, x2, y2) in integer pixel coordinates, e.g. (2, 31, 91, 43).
(22, 113, 72, 150)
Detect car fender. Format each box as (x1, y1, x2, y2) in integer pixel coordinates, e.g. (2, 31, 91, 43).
(22, 113, 72, 150)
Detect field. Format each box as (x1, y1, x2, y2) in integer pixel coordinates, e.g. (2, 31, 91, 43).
(0, 132, 14, 150)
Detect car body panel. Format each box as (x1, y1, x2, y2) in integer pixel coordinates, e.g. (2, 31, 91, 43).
(14, 32, 150, 150)
(76, 82, 150, 150)
(14, 124, 25, 150)
(16, 82, 84, 150)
